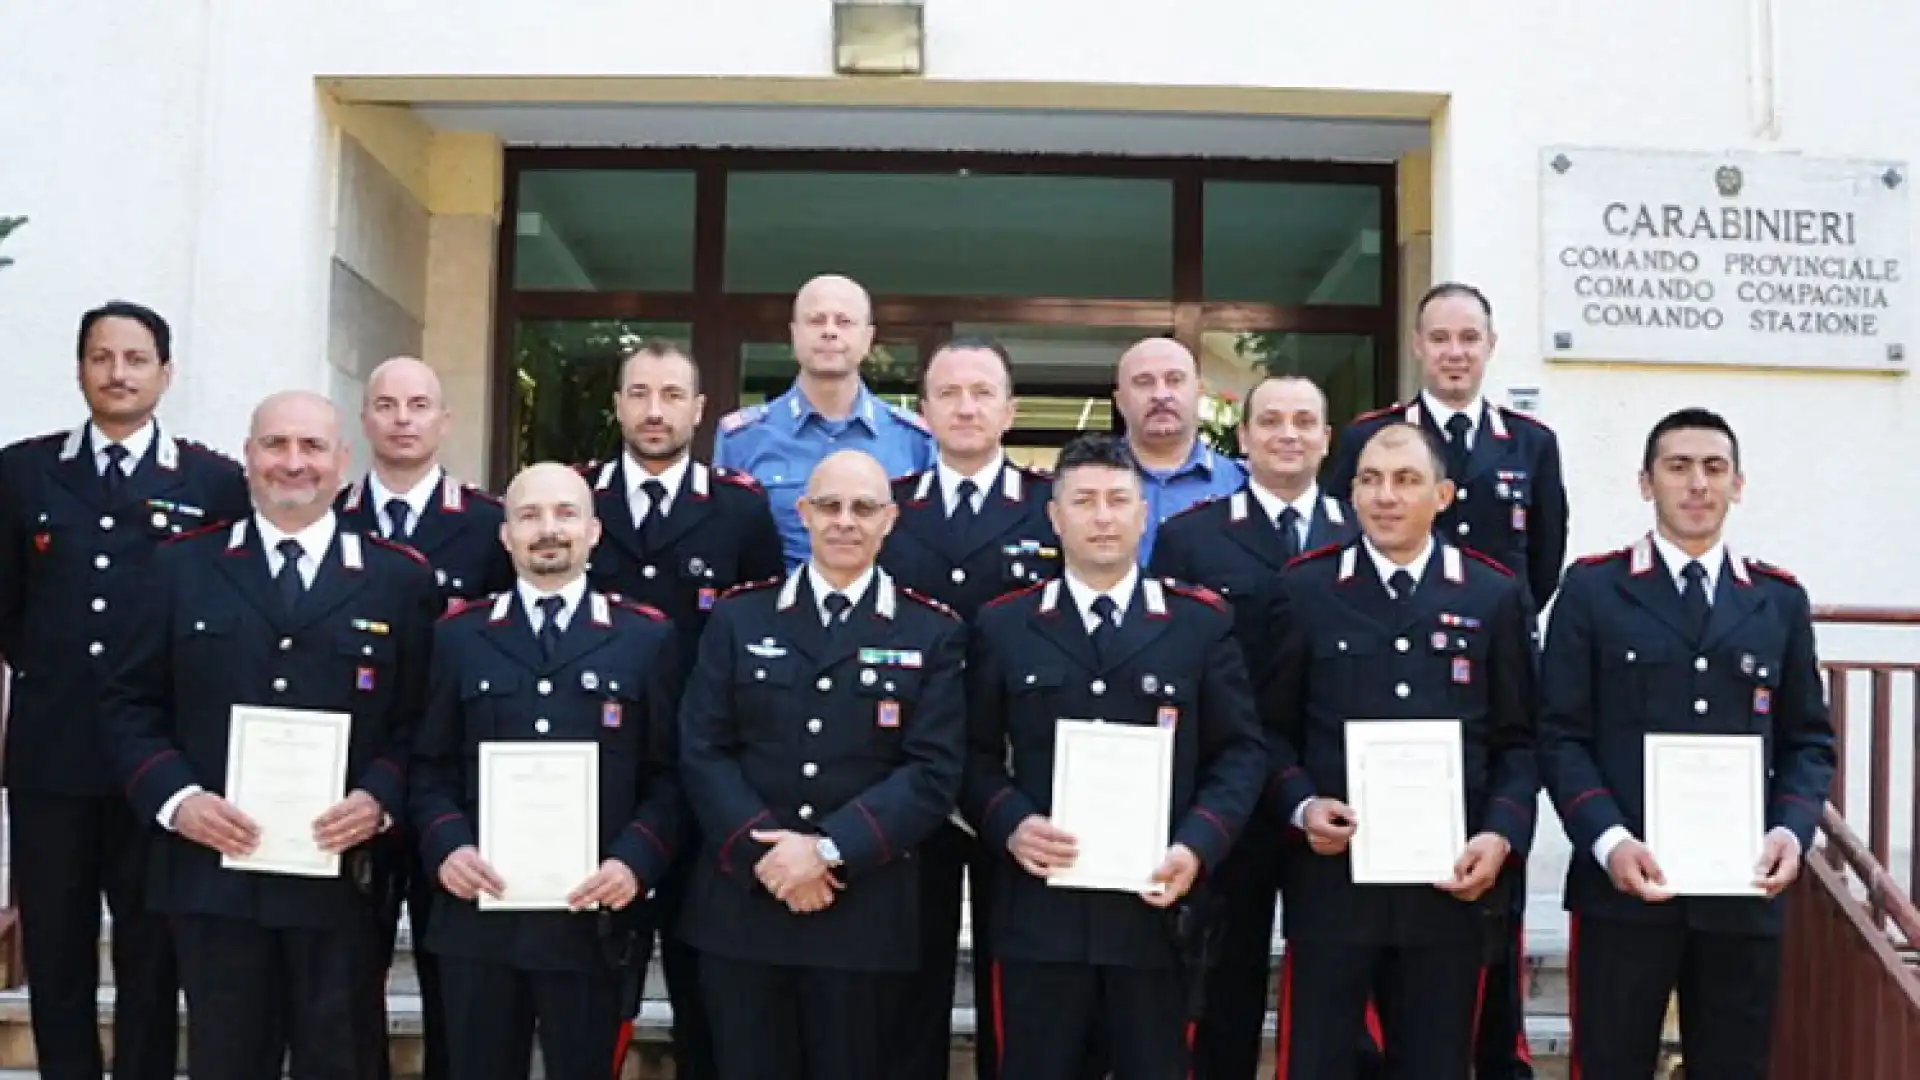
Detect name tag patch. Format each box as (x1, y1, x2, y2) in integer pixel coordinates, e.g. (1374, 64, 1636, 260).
(1511, 507, 1528, 532)
(698, 587, 718, 611)
(1157, 705, 1179, 729)
(1451, 657, 1472, 685)
(1754, 688, 1771, 715)
(603, 702, 623, 729)
(877, 700, 901, 729)
(356, 666, 377, 691)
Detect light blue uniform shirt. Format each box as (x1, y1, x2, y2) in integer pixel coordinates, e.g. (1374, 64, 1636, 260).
(1136, 439, 1248, 566)
(714, 380, 936, 567)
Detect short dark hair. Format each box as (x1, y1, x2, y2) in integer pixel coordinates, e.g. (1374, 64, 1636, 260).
(1642, 407, 1741, 473)
(1415, 282, 1493, 330)
(921, 335, 1015, 397)
(77, 301, 171, 364)
(1360, 421, 1450, 480)
(617, 337, 699, 394)
(1051, 433, 1139, 492)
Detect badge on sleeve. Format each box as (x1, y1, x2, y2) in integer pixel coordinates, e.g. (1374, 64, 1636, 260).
(1753, 688, 1771, 715)
(356, 666, 377, 691)
(877, 700, 901, 729)
(1451, 657, 1472, 685)
(603, 702, 623, 729)
(1157, 705, 1179, 729)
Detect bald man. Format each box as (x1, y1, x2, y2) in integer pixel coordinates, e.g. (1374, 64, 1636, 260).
(714, 275, 935, 566)
(101, 391, 442, 1080)
(410, 463, 683, 1080)
(337, 357, 512, 1080)
(1111, 337, 1246, 565)
(678, 450, 965, 1080)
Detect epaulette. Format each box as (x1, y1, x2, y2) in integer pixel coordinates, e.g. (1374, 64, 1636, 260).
(1574, 547, 1629, 567)
(461, 484, 501, 505)
(899, 586, 960, 621)
(1496, 405, 1554, 433)
(1163, 579, 1229, 614)
(574, 460, 600, 478)
(711, 466, 763, 493)
(613, 597, 669, 622)
(1284, 542, 1344, 570)
(1016, 462, 1054, 480)
(28, 430, 66, 446)
(1460, 546, 1516, 577)
(176, 438, 240, 466)
(1746, 558, 1801, 587)
(717, 405, 766, 435)
(439, 595, 492, 621)
(1164, 494, 1225, 522)
(161, 520, 232, 546)
(366, 534, 431, 568)
(886, 402, 930, 433)
(983, 581, 1047, 610)
(1349, 402, 1404, 425)
(719, 576, 781, 600)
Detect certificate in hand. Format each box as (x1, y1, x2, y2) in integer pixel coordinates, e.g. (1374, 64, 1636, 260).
(478, 741, 600, 910)
(1047, 719, 1173, 893)
(221, 706, 351, 878)
(1644, 733, 1766, 896)
(1344, 719, 1466, 885)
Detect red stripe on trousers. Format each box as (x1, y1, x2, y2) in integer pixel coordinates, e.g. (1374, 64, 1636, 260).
(1273, 950, 1294, 1080)
(1469, 965, 1490, 1070)
(1364, 998, 1383, 1049)
(991, 959, 1007, 1076)
(610, 1020, 633, 1079)
(1185, 1021, 1197, 1080)
(1513, 922, 1533, 1064)
(1568, 915, 1582, 1080)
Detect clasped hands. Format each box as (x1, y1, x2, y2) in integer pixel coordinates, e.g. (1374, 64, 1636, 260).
(1007, 814, 1201, 908)
(1299, 797, 1511, 902)
(751, 829, 843, 914)
(439, 847, 641, 911)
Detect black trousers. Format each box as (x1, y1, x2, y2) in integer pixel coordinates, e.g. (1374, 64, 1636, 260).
(437, 955, 621, 1080)
(639, 853, 716, 1080)
(1474, 917, 1532, 1080)
(10, 790, 178, 1080)
(994, 961, 1188, 1080)
(372, 831, 441, 1080)
(1274, 939, 1482, 1080)
(173, 912, 386, 1080)
(701, 953, 904, 1080)
(1570, 915, 1781, 1080)
(890, 820, 995, 1080)
(1190, 815, 1282, 1080)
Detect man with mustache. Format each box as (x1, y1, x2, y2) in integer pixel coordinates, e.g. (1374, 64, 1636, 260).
(1111, 337, 1246, 566)
(715, 274, 936, 567)
(1540, 408, 1833, 1080)
(582, 338, 782, 1080)
(101, 391, 441, 1080)
(678, 450, 965, 1080)
(1150, 375, 1358, 1080)
(1324, 284, 1566, 1079)
(0, 301, 249, 1080)
(409, 462, 683, 1080)
(335, 355, 513, 1080)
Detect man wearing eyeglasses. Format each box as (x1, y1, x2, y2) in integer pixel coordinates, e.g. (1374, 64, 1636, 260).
(678, 450, 966, 1080)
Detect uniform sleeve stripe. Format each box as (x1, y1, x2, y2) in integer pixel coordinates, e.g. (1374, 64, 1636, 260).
(1774, 793, 1818, 807)
(719, 809, 771, 872)
(1494, 795, 1535, 821)
(855, 800, 892, 864)
(983, 787, 1015, 820)
(125, 749, 180, 794)
(423, 812, 463, 840)
(630, 821, 670, 859)
(1566, 788, 1609, 813)
(374, 757, 405, 778)
(1195, 807, 1230, 845)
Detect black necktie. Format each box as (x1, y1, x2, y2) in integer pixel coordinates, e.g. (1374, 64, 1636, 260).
(1089, 596, 1119, 663)
(1443, 413, 1472, 480)
(823, 591, 852, 633)
(1275, 506, 1302, 561)
(101, 443, 129, 499)
(951, 479, 980, 532)
(275, 538, 306, 614)
(638, 479, 669, 543)
(1388, 569, 1416, 607)
(536, 595, 566, 659)
(1681, 560, 1712, 639)
(385, 499, 412, 541)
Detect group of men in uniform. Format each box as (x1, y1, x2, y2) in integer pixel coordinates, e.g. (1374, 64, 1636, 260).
(0, 272, 1831, 1080)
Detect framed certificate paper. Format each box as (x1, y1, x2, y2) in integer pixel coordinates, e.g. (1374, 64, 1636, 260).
(1644, 733, 1766, 896)
(221, 706, 352, 878)
(1047, 719, 1173, 893)
(1344, 719, 1467, 885)
(478, 741, 600, 910)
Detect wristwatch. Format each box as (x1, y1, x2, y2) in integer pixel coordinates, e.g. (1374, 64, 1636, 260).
(815, 836, 844, 868)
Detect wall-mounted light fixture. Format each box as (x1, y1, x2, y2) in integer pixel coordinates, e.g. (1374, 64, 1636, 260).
(833, 0, 925, 76)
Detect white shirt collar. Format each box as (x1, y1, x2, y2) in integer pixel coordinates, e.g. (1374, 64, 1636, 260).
(1247, 479, 1319, 530)
(1362, 535, 1435, 598)
(254, 512, 338, 578)
(627, 453, 691, 516)
(517, 574, 590, 632)
(1421, 390, 1485, 441)
(367, 466, 443, 533)
(806, 562, 875, 624)
(1651, 532, 1726, 600)
(1064, 565, 1139, 628)
(937, 454, 1004, 516)
(90, 420, 156, 475)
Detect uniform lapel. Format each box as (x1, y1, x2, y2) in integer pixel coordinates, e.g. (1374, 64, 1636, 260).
(897, 472, 954, 558)
(1031, 579, 1100, 674)
(1701, 551, 1762, 651)
(591, 458, 648, 561)
(213, 520, 289, 629)
(1461, 402, 1507, 484)
(288, 532, 372, 633)
(947, 464, 1027, 562)
(1223, 488, 1292, 571)
(1096, 578, 1174, 674)
(479, 593, 548, 674)
(1394, 544, 1461, 636)
(543, 592, 621, 674)
(115, 433, 188, 513)
(49, 425, 111, 512)
(1617, 536, 1697, 644)
(1332, 541, 1400, 632)
(647, 461, 715, 551)
(399, 475, 465, 558)
(1305, 495, 1351, 549)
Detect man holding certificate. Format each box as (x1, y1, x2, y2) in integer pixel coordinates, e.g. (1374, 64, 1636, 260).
(1264, 422, 1539, 1080)
(409, 462, 683, 1080)
(1539, 408, 1835, 1080)
(101, 391, 440, 1080)
(678, 449, 966, 1080)
(963, 433, 1266, 1080)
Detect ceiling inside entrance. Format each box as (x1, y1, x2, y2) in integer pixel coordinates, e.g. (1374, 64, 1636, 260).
(414, 103, 1428, 161)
